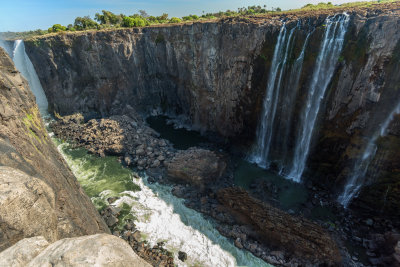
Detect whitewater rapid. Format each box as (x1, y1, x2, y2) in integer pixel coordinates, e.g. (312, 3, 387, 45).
(57, 142, 270, 267)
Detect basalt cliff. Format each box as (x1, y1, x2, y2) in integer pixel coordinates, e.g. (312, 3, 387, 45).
(25, 2, 400, 218)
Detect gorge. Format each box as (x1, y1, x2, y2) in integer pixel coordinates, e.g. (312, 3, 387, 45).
(1, 1, 400, 267)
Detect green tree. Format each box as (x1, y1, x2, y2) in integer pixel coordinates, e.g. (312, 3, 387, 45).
(74, 16, 99, 30)
(95, 10, 122, 25)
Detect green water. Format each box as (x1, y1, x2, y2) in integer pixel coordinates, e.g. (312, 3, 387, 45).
(234, 159, 309, 212)
(55, 140, 140, 198)
(146, 115, 208, 149)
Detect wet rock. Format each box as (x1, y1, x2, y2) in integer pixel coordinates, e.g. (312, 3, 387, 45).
(178, 251, 187, 262)
(234, 238, 243, 249)
(106, 216, 119, 227)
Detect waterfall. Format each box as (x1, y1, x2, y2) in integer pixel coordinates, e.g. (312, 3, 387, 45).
(249, 23, 295, 168)
(287, 14, 350, 182)
(11, 40, 49, 116)
(338, 102, 400, 208)
(276, 31, 312, 175)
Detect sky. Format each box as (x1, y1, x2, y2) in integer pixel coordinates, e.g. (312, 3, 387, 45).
(0, 0, 373, 32)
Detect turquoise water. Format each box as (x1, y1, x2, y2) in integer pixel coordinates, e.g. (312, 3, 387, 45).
(233, 159, 308, 212)
(146, 115, 208, 149)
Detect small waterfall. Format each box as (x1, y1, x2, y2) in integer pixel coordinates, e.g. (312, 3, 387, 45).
(338, 102, 400, 208)
(250, 23, 295, 168)
(10, 40, 49, 115)
(287, 14, 350, 182)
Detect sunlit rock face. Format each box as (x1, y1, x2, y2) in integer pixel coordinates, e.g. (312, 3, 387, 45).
(0, 47, 109, 251)
(25, 4, 400, 216)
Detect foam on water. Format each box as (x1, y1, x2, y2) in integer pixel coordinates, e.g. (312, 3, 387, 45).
(56, 142, 270, 267)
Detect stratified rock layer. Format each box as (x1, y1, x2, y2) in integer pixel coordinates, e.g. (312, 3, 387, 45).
(0, 47, 109, 251)
(217, 187, 341, 266)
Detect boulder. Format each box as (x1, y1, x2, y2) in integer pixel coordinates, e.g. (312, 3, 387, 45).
(0, 236, 49, 267)
(26, 234, 151, 267)
(166, 148, 226, 190)
(0, 166, 57, 251)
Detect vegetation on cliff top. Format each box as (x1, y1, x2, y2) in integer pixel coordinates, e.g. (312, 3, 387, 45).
(1, 0, 398, 40)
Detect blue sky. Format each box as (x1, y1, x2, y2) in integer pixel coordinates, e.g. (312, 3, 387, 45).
(0, 0, 371, 32)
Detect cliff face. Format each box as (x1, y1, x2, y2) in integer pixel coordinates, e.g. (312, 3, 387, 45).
(25, 20, 275, 137)
(0, 47, 109, 251)
(25, 3, 400, 216)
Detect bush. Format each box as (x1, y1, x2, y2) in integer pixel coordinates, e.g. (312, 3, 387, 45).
(122, 17, 149, 28)
(169, 17, 182, 23)
(48, 24, 67, 33)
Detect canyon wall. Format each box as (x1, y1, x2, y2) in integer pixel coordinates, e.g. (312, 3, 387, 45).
(25, 3, 400, 216)
(0, 47, 109, 251)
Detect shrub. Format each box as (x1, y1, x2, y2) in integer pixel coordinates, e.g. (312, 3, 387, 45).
(48, 24, 67, 33)
(169, 17, 182, 23)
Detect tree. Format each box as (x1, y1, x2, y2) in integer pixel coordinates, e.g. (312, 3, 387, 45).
(95, 10, 122, 25)
(74, 16, 99, 30)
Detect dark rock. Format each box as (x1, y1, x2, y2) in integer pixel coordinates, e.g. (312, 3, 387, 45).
(178, 251, 187, 262)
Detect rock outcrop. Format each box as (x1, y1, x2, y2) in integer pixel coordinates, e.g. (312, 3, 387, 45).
(166, 148, 227, 190)
(0, 47, 109, 251)
(217, 187, 341, 266)
(0, 234, 151, 267)
(24, 3, 400, 216)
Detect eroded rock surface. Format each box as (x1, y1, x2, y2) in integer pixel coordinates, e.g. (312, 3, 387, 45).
(217, 187, 342, 266)
(0, 167, 57, 251)
(0, 236, 49, 267)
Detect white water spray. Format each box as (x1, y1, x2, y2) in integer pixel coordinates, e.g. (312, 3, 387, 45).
(11, 40, 48, 115)
(338, 102, 400, 207)
(288, 14, 350, 182)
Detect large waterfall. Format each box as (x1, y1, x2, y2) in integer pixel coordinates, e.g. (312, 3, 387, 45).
(287, 14, 350, 181)
(251, 14, 350, 182)
(338, 102, 400, 207)
(250, 23, 293, 168)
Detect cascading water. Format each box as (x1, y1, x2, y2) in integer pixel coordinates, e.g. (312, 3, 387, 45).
(287, 14, 350, 182)
(11, 40, 49, 115)
(5, 38, 270, 267)
(276, 30, 312, 175)
(338, 102, 400, 208)
(250, 23, 295, 168)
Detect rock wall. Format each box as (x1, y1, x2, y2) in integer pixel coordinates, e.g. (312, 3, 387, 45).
(0, 47, 109, 251)
(24, 3, 400, 216)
